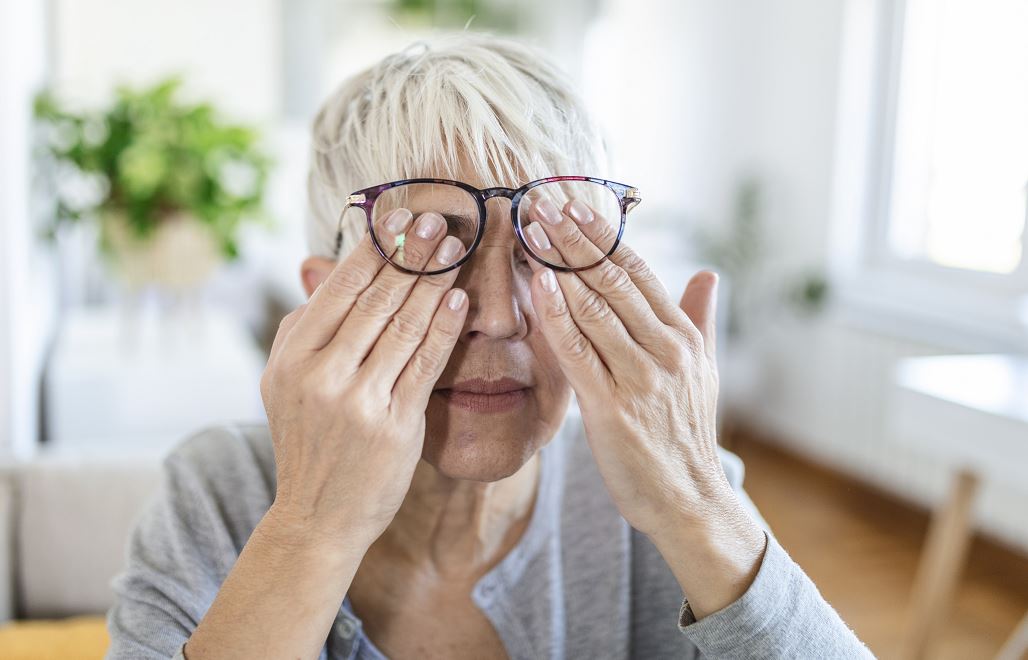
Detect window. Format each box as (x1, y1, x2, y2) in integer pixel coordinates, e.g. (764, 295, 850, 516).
(882, 0, 1028, 277)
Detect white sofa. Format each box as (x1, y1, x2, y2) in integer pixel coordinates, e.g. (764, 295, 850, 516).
(0, 446, 166, 623)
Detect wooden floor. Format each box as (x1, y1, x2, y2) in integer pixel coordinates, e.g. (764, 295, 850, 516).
(727, 431, 1028, 660)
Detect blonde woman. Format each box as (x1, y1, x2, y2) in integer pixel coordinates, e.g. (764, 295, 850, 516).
(106, 34, 873, 659)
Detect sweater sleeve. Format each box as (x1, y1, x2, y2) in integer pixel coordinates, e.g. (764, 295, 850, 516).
(676, 531, 875, 658)
(104, 441, 231, 659)
(104, 427, 330, 660)
(674, 448, 876, 659)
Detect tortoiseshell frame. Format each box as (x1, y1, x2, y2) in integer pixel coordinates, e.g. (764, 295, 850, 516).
(334, 176, 642, 275)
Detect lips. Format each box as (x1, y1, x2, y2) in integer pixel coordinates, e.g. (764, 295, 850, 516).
(435, 377, 531, 413)
(443, 377, 530, 394)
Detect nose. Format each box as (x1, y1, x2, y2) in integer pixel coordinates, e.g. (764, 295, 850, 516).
(454, 206, 528, 343)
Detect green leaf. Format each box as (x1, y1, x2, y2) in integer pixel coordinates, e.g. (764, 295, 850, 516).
(32, 75, 271, 259)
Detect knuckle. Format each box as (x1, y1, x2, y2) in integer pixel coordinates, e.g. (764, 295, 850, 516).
(597, 262, 631, 292)
(564, 229, 589, 251)
(346, 390, 379, 423)
(592, 219, 616, 243)
(322, 267, 364, 300)
(577, 289, 611, 324)
(543, 296, 567, 322)
(668, 345, 691, 370)
(558, 329, 592, 360)
(618, 249, 649, 277)
(670, 332, 703, 368)
(307, 379, 340, 408)
(388, 308, 428, 344)
(306, 361, 344, 400)
(438, 322, 462, 345)
(683, 324, 704, 351)
(408, 345, 443, 383)
(354, 283, 400, 316)
(403, 240, 434, 268)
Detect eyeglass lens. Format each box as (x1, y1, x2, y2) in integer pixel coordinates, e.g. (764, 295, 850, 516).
(367, 181, 622, 274)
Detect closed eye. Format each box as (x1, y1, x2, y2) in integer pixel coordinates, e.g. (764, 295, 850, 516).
(441, 213, 478, 237)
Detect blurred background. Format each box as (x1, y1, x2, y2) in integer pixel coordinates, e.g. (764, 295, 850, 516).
(1, 0, 1027, 658)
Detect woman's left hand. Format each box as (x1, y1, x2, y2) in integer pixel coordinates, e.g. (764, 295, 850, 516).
(523, 197, 766, 617)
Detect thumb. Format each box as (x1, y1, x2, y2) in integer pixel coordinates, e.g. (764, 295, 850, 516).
(678, 270, 718, 365)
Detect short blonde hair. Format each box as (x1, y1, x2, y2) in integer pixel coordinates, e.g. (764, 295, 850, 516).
(306, 32, 609, 259)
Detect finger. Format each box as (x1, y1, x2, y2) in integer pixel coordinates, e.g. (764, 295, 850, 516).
(325, 212, 453, 371)
(393, 288, 469, 412)
(529, 266, 614, 398)
(357, 238, 466, 394)
(268, 303, 307, 364)
(288, 207, 413, 352)
(567, 195, 686, 328)
(539, 197, 689, 333)
(679, 270, 719, 366)
(526, 198, 670, 353)
(522, 238, 647, 379)
(609, 240, 691, 334)
(524, 200, 652, 372)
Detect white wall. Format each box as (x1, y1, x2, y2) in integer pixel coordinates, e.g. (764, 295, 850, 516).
(707, 0, 1028, 552)
(0, 1, 289, 458)
(588, 0, 1028, 552)
(48, 0, 296, 319)
(52, 0, 282, 123)
(0, 2, 55, 459)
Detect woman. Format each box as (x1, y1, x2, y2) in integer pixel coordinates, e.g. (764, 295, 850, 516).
(106, 34, 873, 659)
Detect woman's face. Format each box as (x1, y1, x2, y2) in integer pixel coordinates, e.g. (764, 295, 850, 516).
(421, 181, 572, 482)
(303, 174, 572, 483)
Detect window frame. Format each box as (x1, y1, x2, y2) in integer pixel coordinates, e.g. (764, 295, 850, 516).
(834, 0, 1028, 349)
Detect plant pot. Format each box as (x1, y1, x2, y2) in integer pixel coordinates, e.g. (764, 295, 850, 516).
(99, 210, 225, 292)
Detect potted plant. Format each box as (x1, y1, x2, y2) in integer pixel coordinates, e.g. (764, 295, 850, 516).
(34, 77, 272, 294)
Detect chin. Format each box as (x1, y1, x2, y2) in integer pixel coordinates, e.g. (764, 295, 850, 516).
(421, 391, 554, 482)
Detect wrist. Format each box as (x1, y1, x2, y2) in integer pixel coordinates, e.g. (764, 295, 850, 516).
(648, 491, 767, 620)
(260, 502, 375, 564)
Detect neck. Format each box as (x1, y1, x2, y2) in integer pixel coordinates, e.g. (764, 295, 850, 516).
(374, 452, 542, 579)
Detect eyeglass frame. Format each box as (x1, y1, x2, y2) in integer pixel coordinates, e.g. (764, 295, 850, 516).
(334, 175, 642, 275)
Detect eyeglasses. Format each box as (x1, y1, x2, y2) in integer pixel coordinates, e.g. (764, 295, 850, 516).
(334, 176, 642, 275)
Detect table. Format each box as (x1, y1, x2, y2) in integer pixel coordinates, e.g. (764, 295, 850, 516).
(891, 354, 1028, 660)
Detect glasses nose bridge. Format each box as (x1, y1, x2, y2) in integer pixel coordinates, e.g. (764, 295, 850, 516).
(481, 187, 517, 202)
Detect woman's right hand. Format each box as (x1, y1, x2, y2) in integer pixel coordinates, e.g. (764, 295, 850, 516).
(259, 208, 468, 553)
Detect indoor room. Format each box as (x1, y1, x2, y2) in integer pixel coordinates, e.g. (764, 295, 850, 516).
(1, 1, 1026, 658)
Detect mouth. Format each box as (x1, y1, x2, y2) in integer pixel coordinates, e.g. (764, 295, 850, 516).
(435, 377, 531, 413)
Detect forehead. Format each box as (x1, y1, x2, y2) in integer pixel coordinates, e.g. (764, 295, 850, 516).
(398, 182, 480, 211)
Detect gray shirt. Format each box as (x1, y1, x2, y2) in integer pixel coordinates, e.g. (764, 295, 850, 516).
(105, 399, 874, 659)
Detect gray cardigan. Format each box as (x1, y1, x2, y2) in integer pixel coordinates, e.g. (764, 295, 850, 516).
(105, 400, 875, 659)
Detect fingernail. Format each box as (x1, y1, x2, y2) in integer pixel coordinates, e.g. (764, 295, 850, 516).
(525, 221, 551, 252)
(436, 236, 461, 264)
(541, 269, 557, 293)
(568, 199, 593, 224)
(536, 198, 562, 225)
(415, 213, 443, 239)
(447, 289, 466, 310)
(385, 208, 412, 234)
